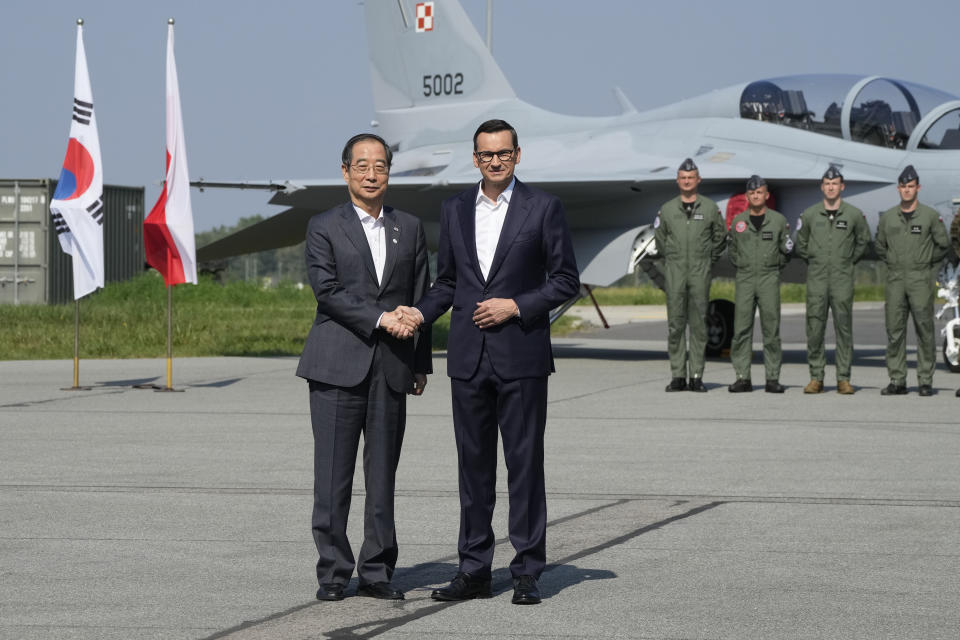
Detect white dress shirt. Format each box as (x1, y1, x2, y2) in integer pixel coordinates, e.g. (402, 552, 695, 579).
(354, 204, 386, 329)
(475, 178, 515, 280)
(354, 204, 386, 285)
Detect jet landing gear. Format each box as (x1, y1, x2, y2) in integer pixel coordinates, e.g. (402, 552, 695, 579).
(706, 298, 734, 357)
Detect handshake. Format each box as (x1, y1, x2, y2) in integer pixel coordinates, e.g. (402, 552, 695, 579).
(380, 305, 424, 340)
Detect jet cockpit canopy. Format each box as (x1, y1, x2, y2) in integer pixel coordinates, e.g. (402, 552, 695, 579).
(739, 74, 960, 151)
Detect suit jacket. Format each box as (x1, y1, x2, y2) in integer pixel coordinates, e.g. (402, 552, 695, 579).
(417, 179, 580, 380)
(296, 203, 432, 393)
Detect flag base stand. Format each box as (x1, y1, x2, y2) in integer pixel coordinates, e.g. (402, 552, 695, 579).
(61, 385, 93, 391)
(132, 383, 184, 392)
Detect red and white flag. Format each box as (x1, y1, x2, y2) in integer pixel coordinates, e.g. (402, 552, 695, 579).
(50, 22, 104, 299)
(144, 21, 196, 287)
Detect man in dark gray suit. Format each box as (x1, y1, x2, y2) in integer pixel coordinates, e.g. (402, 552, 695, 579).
(296, 133, 432, 602)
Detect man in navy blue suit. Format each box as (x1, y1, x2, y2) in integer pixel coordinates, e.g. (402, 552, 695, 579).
(402, 119, 580, 604)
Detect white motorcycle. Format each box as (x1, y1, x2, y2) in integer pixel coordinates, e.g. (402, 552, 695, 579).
(936, 261, 960, 373)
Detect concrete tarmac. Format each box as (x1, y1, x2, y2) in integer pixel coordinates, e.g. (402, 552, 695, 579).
(1, 305, 958, 639)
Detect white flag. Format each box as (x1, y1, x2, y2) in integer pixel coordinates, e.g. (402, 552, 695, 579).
(50, 23, 104, 300)
(144, 21, 197, 286)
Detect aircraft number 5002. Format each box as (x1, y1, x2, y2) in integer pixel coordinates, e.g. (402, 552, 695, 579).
(422, 73, 463, 97)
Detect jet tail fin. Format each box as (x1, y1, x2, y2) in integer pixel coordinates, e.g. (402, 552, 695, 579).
(363, 0, 519, 148)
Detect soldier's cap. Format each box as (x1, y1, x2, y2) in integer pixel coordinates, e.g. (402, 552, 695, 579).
(822, 166, 844, 182)
(745, 174, 766, 191)
(678, 158, 698, 172)
(898, 164, 919, 185)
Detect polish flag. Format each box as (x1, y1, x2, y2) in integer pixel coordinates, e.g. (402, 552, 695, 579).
(144, 21, 197, 287)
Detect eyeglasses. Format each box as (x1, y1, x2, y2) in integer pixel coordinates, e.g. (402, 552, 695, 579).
(475, 148, 516, 163)
(349, 163, 389, 175)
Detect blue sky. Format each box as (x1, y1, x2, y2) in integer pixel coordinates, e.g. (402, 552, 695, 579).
(2, 0, 958, 231)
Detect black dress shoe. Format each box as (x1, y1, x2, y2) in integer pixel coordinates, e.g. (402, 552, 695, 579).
(431, 572, 492, 601)
(688, 378, 707, 392)
(880, 383, 908, 396)
(665, 377, 687, 392)
(956, 387, 960, 397)
(764, 379, 785, 393)
(357, 581, 404, 600)
(512, 575, 541, 605)
(316, 583, 345, 601)
(918, 384, 934, 397)
(728, 378, 752, 393)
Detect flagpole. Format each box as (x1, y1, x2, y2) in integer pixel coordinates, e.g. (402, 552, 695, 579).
(53, 16, 100, 391)
(140, 17, 191, 392)
(166, 282, 173, 390)
(154, 246, 184, 392)
(62, 298, 91, 391)
(73, 299, 80, 386)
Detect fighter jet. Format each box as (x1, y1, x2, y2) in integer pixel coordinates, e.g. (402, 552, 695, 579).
(194, 0, 960, 357)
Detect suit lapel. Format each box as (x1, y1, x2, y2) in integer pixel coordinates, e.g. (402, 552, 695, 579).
(457, 185, 486, 282)
(485, 180, 530, 283)
(337, 204, 379, 285)
(379, 208, 400, 292)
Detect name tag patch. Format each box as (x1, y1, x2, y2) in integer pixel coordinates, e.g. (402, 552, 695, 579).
(693, 213, 704, 220)
(762, 231, 773, 240)
(910, 224, 922, 234)
(835, 220, 848, 230)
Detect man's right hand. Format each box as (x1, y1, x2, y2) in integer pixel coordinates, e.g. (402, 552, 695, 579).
(380, 309, 414, 340)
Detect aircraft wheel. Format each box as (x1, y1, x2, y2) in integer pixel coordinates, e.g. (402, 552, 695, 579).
(706, 299, 734, 357)
(943, 336, 960, 373)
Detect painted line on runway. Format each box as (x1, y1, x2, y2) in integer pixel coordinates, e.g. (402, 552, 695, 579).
(3, 484, 957, 508)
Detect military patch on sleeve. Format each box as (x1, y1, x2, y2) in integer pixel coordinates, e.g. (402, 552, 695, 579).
(796, 217, 802, 231)
(736, 220, 747, 233)
(836, 220, 848, 230)
(654, 214, 661, 229)
(785, 236, 794, 252)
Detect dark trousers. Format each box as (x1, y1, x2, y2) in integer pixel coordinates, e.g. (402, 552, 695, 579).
(450, 347, 548, 579)
(308, 347, 406, 587)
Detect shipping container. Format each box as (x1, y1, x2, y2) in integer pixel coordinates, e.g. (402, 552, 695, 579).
(0, 179, 145, 304)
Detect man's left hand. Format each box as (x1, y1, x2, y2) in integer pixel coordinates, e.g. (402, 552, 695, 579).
(473, 298, 518, 329)
(411, 373, 428, 396)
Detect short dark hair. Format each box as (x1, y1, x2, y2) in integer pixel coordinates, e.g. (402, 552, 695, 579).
(341, 133, 392, 167)
(473, 119, 518, 150)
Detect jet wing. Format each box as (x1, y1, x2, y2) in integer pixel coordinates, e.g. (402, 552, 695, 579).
(193, 138, 890, 263)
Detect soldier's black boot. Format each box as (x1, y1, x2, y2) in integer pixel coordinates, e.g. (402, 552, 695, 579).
(955, 387, 960, 397)
(765, 379, 785, 393)
(880, 382, 907, 395)
(688, 377, 707, 392)
(665, 377, 687, 392)
(918, 384, 934, 397)
(728, 378, 752, 393)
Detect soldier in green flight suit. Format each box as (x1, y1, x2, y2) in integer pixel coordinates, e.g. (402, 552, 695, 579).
(727, 175, 793, 393)
(875, 165, 950, 396)
(654, 158, 727, 392)
(795, 167, 872, 395)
